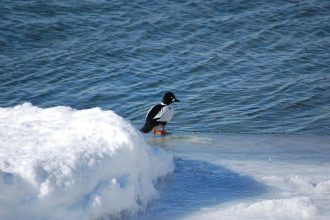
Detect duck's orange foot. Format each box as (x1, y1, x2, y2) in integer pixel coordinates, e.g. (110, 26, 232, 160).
(153, 129, 169, 135)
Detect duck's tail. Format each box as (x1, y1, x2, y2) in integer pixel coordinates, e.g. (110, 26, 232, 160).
(140, 123, 153, 133)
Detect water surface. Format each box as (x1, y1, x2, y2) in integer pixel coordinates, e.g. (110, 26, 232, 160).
(1, 0, 329, 135)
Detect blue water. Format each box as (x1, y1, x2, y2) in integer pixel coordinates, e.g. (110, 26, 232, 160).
(1, 0, 330, 135)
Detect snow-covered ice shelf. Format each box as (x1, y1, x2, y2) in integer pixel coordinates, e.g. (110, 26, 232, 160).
(140, 133, 330, 220)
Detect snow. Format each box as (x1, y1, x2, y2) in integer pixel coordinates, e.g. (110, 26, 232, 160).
(0, 103, 174, 220)
(1, 106, 329, 220)
(186, 197, 319, 220)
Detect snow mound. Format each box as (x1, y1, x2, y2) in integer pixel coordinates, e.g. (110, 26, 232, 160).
(0, 103, 174, 220)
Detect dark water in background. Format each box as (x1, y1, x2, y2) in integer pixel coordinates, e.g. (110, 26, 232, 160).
(1, 0, 329, 135)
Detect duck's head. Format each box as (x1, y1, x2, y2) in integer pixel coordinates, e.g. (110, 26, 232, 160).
(162, 92, 180, 105)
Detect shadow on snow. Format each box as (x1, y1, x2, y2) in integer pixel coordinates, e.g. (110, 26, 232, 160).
(134, 158, 267, 220)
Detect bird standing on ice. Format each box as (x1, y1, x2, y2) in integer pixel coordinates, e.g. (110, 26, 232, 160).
(140, 92, 180, 135)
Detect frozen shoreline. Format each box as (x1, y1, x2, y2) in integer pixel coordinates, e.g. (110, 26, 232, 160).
(1, 103, 329, 220)
(0, 104, 174, 220)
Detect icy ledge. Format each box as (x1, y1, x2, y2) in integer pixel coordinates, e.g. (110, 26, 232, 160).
(0, 103, 174, 220)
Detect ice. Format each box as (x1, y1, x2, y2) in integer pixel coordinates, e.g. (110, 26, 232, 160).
(0, 103, 174, 220)
(1, 105, 329, 220)
(140, 133, 330, 220)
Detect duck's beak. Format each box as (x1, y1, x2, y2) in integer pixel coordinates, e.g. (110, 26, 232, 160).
(174, 98, 180, 102)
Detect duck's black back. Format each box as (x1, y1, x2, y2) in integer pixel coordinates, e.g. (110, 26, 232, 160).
(140, 104, 165, 133)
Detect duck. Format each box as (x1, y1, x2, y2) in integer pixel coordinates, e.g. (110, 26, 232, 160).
(140, 92, 180, 135)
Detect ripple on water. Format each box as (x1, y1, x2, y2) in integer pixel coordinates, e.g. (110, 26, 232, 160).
(1, 0, 329, 135)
